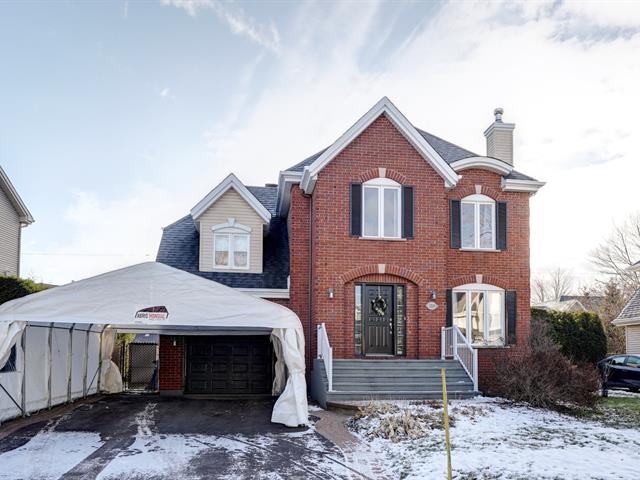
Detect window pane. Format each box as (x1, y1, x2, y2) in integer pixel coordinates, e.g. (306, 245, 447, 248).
(232, 235, 248, 268)
(479, 204, 494, 249)
(461, 203, 476, 248)
(355, 285, 363, 356)
(626, 356, 640, 368)
(383, 188, 399, 238)
(470, 292, 485, 343)
(487, 291, 503, 344)
(214, 235, 229, 266)
(363, 187, 379, 236)
(453, 292, 467, 337)
(395, 285, 405, 355)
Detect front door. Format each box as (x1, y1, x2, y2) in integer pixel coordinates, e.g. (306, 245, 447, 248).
(364, 285, 394, 355)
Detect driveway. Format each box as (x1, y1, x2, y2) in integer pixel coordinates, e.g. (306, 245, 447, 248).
(0, 394, 362, 480)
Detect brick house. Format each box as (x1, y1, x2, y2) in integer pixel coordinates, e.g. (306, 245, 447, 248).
(156, 97, 544, 402)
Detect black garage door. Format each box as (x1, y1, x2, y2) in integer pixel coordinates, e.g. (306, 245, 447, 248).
(185, 335, 274, 395)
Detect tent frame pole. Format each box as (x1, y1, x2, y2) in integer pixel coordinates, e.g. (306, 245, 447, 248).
(20, 326, 27, 417)
(47, 322, 53, 409)
(96, 328, 104, 394)
(82, 324, 92, 398)
(67, 324, 74, 403)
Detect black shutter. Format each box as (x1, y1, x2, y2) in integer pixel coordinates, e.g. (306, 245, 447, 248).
(445, 289, 453, 327)
(506, 290, 517, 345)
(350, 183, 362, 237)
(496, 202, 507, 250)
(402, 186, 414, 239)
(450, 200, 461, 249)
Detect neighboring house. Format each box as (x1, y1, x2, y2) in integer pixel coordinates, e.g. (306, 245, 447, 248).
(533, 299, 587, 313)
(613, 261, 640, 354)
(156, 97, 544, 400)
(559, 295, 604, 313)
(0, 166, 34, 276)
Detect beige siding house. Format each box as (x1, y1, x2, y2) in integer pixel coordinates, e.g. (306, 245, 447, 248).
(613, 261, 640, 354)
(0, 166, 33, 276)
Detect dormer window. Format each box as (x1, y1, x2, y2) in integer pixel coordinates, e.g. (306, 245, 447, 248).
(212, 218, 251, 270)
(362, 178, 401, 239)
(461, 194, 495, 250)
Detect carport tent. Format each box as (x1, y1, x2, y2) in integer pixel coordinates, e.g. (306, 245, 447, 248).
(0, 262, 308, 427)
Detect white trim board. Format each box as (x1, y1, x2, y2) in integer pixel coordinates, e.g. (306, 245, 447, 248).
(300, 97, 460, 194)
(190, 173, 272, 224)
(235, 288, 290, 299)
(451, 157, 513, 176)
(501, 178, 546, 194)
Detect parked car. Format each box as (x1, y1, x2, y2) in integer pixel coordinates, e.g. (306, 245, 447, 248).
(597, 355, 640, 394)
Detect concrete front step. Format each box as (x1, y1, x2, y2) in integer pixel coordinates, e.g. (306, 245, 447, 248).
(325, 390, 479, 402)
(332, 383, 473, 392)
(333, 371, 470, 379)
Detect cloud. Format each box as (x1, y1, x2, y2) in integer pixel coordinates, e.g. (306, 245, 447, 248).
(162, 0, 281, 53)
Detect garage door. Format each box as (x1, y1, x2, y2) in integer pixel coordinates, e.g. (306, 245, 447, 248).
(185, 336, 274, 395)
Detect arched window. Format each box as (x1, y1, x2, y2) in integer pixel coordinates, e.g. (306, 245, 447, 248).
(461, 194, 495, 250)
(452, 283, 504, 345)
(212, 218, 251, 270)
(362, 178, 401, 239)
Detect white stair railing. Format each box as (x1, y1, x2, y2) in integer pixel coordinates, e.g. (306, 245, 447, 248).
(317, 323, 333, 391)
(441, 326, 478, 392)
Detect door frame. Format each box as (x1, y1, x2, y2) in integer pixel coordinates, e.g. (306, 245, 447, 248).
(355, 282, 406, 357)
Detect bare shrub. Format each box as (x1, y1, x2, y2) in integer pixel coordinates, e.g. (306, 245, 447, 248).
(496, 319, 600, 410)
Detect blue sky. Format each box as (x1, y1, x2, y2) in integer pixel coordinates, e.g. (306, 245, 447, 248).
(1, 0, 639, 286)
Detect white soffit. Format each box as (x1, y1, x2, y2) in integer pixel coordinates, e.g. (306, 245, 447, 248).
(451, 156, 513, 176)
(190, 173, 272, 224)
(0, 166, 34, 224)
(501, 178, 546, 194)
(300, 97, 460, 194)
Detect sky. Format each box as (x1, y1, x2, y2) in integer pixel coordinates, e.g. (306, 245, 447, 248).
(1, 0, 639, 288)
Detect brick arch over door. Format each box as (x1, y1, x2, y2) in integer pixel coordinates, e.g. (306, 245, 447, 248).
(449, 274, 510, 290)
(339, 264, 425, 287)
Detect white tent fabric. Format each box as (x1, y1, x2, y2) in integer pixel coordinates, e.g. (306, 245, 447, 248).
(0, 262, 308, 427)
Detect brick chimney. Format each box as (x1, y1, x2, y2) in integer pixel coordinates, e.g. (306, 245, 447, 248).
(484, 108, 515, 165)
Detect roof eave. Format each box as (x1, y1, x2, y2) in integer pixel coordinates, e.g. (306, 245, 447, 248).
(501, 178, 546, 195)
(0, 166, 34, 225)
(612, 316, 640, 327)
(276, 170, 302, 217)
(451, 156, 514, 176)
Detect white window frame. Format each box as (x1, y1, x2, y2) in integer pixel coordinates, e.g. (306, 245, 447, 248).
(212, 218, 251, 270)
(461, 194, 496, 250)
(452, 283, 505, 346)
(362, 177, 402, 239)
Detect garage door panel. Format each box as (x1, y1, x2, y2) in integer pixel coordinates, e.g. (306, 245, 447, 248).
(186, 336, 273, 395)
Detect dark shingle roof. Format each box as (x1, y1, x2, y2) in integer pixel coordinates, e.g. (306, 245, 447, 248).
(285, 125, 539, 182)
(156, 215, 289, 289)
(246, 185, 277, 215)
(618, 289, 640, 322)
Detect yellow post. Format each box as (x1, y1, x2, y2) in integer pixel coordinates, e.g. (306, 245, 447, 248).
(441, 368, 452, 480)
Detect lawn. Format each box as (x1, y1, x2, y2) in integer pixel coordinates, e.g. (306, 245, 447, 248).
(347, 392, 640, 479)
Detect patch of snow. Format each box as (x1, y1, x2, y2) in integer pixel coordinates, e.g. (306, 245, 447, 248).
(607, 389, 640, 398)
(0, 431, 103, 480)
(349, 398, 640, 479)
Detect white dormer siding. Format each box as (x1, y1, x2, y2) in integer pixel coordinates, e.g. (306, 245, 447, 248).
(198, 188, 265, 273)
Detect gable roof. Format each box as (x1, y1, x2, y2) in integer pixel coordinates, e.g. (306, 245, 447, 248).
(0, 166, 34, 224)
(299, 97, 460, 193)
(190, 173, 272, 224)
(613, 288, 640, 326)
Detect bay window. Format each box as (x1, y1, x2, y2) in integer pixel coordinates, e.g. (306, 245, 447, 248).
(461, 194, 495, 250)
(452, 284, 504, 346)
(362, 178, 401, 239)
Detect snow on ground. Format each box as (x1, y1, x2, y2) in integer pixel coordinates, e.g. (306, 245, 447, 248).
(348, 397, 640, 479)
(0, 431, 103, 480)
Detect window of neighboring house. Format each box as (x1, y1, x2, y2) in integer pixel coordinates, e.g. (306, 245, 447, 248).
(212, 219, 251, 270)
(461, 194, 495, 250)
(0, 345, 17, 373)
(362, 178, 401, 239)
(453, 284, 505, 346)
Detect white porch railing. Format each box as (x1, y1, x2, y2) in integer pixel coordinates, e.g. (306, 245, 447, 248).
(441, 326, 478, 391)
(317, 323, 333, 391)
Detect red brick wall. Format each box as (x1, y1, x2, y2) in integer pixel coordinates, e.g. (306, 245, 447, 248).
(286, 114, 532, 391)
(159, 335, 184, 392)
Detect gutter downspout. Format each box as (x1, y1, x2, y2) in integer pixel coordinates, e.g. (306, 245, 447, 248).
(307, 192, 314, 368)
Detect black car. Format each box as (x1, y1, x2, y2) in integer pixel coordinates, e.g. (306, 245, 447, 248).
(597, 354, 640, 394)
